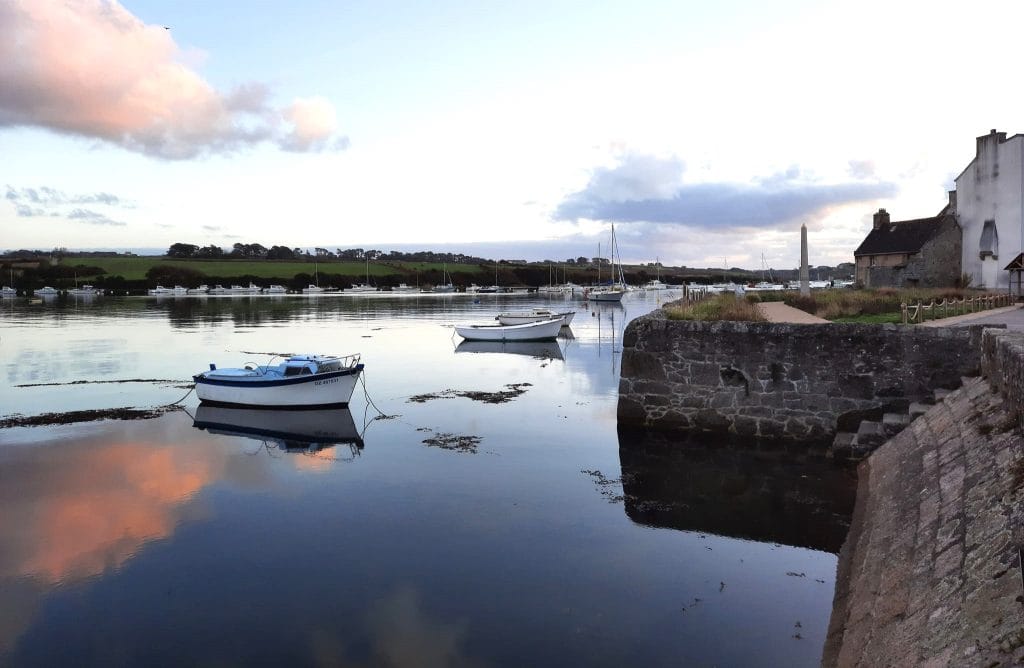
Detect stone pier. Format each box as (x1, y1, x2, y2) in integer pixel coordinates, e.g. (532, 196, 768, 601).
(617, 316, 991, 447)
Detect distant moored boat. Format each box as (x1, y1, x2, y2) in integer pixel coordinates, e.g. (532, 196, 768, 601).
(454, 318, 563, 342)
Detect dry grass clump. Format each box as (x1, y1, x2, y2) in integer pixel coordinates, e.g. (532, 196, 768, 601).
(665, 294, 767, 322)
(776, 287, 977, 320)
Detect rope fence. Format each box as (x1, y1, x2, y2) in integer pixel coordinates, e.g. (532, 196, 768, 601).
(901, 293, 1015, 324)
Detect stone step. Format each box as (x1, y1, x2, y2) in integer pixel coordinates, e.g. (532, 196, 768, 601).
(831, 431, 857, 460)
(855, 420, 889, 449)
(909, 402, 931, 419)
(882, 412, 912, 436)
(934, 388, 952, 402)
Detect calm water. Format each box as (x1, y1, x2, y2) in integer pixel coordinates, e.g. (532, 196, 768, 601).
(0, 292, 854, 667)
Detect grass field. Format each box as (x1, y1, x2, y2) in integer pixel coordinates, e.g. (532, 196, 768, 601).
(70, 257, 484, 281)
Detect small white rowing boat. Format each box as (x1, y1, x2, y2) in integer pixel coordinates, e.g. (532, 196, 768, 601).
(193, 353, 363, 408)
(454, 318, 562, 341)
(495, 308, 575, 326)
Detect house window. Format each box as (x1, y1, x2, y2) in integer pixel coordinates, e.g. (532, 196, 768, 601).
(979, 220, 999, 259)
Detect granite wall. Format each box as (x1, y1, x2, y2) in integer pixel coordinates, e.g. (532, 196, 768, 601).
(822, 377, 1024, 666)
(618, 316, 991, 444)
(981, 328, 1024, 431)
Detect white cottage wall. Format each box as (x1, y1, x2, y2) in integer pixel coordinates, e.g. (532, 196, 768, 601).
(955, 131, 1024, 289)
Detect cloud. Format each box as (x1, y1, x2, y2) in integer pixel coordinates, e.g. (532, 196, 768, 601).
(201, 225, 221, 232)
(14, 204, 44, 217)
(847, 160, 876, 179)
(67, 209, 127, 226)
(555, 154, 898, 230)
(280, 97, 349, 153)
(6, 185, 128, 207)
(0, 1, 348, 159)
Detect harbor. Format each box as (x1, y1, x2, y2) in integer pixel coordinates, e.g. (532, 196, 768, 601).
(0, 292, 850, 666)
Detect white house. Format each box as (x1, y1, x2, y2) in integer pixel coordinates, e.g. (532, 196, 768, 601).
(954, 129, 1024, 288)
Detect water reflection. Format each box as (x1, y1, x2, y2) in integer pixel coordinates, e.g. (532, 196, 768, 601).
(0, 428, 225, 585)
(309, 587, 484, 668)
(192, 405, 364, 464)
(454, 339, 564, 360)
(617, 428, 856, 553)
(0, 292, 842, 666)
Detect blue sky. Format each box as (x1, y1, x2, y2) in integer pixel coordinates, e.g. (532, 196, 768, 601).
(2, 0, 1023, 269)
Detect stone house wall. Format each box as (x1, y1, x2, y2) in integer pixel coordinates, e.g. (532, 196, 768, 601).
(617, 316, 991, 444)
(863, 218, 962, 288)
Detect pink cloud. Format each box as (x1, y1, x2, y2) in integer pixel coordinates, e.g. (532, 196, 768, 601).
(281, 97, 349, 152)
(0, 0, 347, 159)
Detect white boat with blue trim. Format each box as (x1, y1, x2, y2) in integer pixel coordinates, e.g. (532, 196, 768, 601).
(193, 353, 363, 408)
(454, 317, 563, 342)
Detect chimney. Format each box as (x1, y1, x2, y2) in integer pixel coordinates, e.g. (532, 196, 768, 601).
(873, 208, 890, 230)
(977, 128, 1008, 156)
(947, 190, 957, 213)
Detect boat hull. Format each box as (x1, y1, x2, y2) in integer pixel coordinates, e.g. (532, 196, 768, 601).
(194, 366, 363, 408)
(587, 289, 624, 302)
(454, 318, 562, 341)
(496, 310, 575, 326)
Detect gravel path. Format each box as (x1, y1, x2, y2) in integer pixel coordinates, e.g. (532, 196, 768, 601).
(755, 300, 829, 324)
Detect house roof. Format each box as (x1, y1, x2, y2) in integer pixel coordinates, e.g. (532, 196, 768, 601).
(854, 214, 956, 257)
(1005, 252, 1024, 271)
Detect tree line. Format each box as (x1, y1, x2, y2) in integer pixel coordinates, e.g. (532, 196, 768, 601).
(165, 242, 501, 264)
(163, 242, 611, 266)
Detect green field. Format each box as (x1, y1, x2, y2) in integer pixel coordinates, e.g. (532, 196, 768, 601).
(73, 257, 483, 281)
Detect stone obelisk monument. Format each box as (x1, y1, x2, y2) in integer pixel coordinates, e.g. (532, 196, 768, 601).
(799, 224, 810, 296)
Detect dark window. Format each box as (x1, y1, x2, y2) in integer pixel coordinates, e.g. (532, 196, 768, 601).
(980, 220, 998, 259)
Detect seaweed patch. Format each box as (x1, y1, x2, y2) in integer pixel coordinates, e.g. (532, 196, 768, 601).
(15, 378, 188, 388)
(408, 383, 532, 404)
(581, 469, 626, 504)
(0, 406, 180, 429)
(420, 429, 481, 454)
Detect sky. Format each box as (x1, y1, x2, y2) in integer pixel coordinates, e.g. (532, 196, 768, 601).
(2, 0, 1024, 270)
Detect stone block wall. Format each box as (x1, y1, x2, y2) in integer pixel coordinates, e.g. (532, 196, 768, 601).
(618, 317, 991, 444)
(864, 222, 962, 288)
(908, 219, 962, 286)
(981, 328, 1024, 429)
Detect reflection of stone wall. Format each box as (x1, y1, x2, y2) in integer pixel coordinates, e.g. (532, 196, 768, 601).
(618, 429, 856, 553)
(618, 317, 991, 444)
